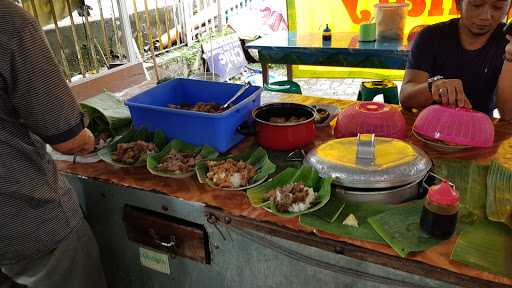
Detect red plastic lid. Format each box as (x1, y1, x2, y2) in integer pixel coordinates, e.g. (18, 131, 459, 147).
(334, 101, 407, 139)
(412, 105, 494, 148)
(427, 181, 459, 206)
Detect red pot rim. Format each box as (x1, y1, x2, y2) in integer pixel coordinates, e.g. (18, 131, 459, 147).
(252, 102, 316, 127)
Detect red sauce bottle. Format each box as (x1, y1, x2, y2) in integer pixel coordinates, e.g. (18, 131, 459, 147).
(420, 181, 459, 240)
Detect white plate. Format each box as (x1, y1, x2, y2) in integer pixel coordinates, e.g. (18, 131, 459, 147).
(47, 146, 101, 163)
(412, 130, 471, 152)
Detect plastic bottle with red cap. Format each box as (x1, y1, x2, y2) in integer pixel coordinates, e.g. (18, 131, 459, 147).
(420, 181, 460, 239)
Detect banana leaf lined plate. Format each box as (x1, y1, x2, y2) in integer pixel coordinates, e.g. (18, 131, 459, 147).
(196, 147, 276, 191)
(147, 139, 218, 178)
(98, 127, 167, 168)
(413, 130, 471, 152)
(246, 165, 332, 218)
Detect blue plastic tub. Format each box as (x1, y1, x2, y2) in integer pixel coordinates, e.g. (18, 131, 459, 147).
(125, 78, 262, 153)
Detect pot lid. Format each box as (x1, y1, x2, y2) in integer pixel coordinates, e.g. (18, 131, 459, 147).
(305, 134, 432, 188)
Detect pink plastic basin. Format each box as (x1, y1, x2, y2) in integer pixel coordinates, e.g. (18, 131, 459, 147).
(334, 101, 407, 139)
(413, 105, 494, 148)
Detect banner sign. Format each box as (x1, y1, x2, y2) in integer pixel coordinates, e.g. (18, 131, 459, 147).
(202, 34, 248, 81)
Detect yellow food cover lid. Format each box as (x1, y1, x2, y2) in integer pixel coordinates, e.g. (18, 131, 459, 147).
(305, 134, 431, 188)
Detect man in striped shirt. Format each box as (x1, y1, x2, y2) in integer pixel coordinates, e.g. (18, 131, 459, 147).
(0, 1, 107, 287)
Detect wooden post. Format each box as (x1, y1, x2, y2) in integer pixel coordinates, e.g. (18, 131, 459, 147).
(83, 4, 99, 72)
(96, 0, 112, 63)
(29, 0, 41, 25)
(110, 0, 123, 58)
(144, 0, 161, 80)
(64, 0, 86, 78)
(132, 0, 144, 52)
(48, 0, 71, 80)
(262, 63, 269, 85)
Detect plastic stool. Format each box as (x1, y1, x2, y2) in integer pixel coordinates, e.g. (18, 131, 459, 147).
(264, 80, 302, 94)
(357, 80, 399, 104)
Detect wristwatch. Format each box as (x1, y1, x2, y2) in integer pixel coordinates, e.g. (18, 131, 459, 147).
(427, 75, 444, 94)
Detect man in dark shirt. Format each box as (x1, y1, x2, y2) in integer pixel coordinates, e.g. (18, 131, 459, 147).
(0, 1, 107, 287)
(400, 0, 512, 119)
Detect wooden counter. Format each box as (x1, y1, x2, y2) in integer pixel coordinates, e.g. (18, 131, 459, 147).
(58, 96, 512, 288)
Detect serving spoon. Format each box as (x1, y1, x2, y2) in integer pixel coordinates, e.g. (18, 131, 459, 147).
(221, 83, 251, 109)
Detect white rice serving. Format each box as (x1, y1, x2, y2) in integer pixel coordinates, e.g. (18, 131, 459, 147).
(288, 186, 315, 212)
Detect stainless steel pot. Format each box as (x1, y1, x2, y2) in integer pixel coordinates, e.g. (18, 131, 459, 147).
(305, 134, 432, 203)
(334, 178, 423, 204)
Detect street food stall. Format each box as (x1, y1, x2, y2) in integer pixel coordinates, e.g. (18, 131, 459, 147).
(56, 80, 512, 288)
(5, 0, 511, 287)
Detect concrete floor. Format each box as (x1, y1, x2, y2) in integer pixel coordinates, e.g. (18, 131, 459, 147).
(293, 78, 402, 102)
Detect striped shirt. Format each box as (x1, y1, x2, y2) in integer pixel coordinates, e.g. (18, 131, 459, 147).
(0, 1, 84, 265)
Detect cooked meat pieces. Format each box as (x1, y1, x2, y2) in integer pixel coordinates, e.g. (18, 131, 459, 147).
(265, 183, 315, 212)
(168, 102, 230, 113)
(206, 159, 257, 188)
(158, 150, 202, 174)
(111, 140, 156, 165)
(268, 116, 307, 124)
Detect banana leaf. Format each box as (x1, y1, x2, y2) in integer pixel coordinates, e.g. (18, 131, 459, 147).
(300, 201, 391, 244)
(309, 198, 346, 223)
(246, 165, 332, 218)
(433, 159, 489, 225)
(196, 147, 276, 191)
(266, 150, 304, 172)
(487, 161, 512, 228)
(368, 201, 442, 257)
(98, 127, 167, 168)
(147, 140, 218, 178)
(80, 92, 132, 136)
(451, 220, 512, 278)
(488, 139, 512, 228)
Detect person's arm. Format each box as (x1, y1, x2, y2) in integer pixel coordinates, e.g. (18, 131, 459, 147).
(7, 15, 94, 155)
(52, 128, 95, 155)
(400, 25, 471, 109)
(400, 69, 432, 110)
(401, 71, 472, 109)
(496, 35, 512, 120)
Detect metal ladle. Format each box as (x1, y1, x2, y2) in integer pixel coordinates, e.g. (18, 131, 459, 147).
(221, 83, 251, 109)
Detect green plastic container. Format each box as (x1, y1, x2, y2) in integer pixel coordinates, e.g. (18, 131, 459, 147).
(264, 80, 302, 94)
(357, 80, 399, 104)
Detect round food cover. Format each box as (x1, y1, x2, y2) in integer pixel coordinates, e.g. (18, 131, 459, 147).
(305, 134, 431, 188)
